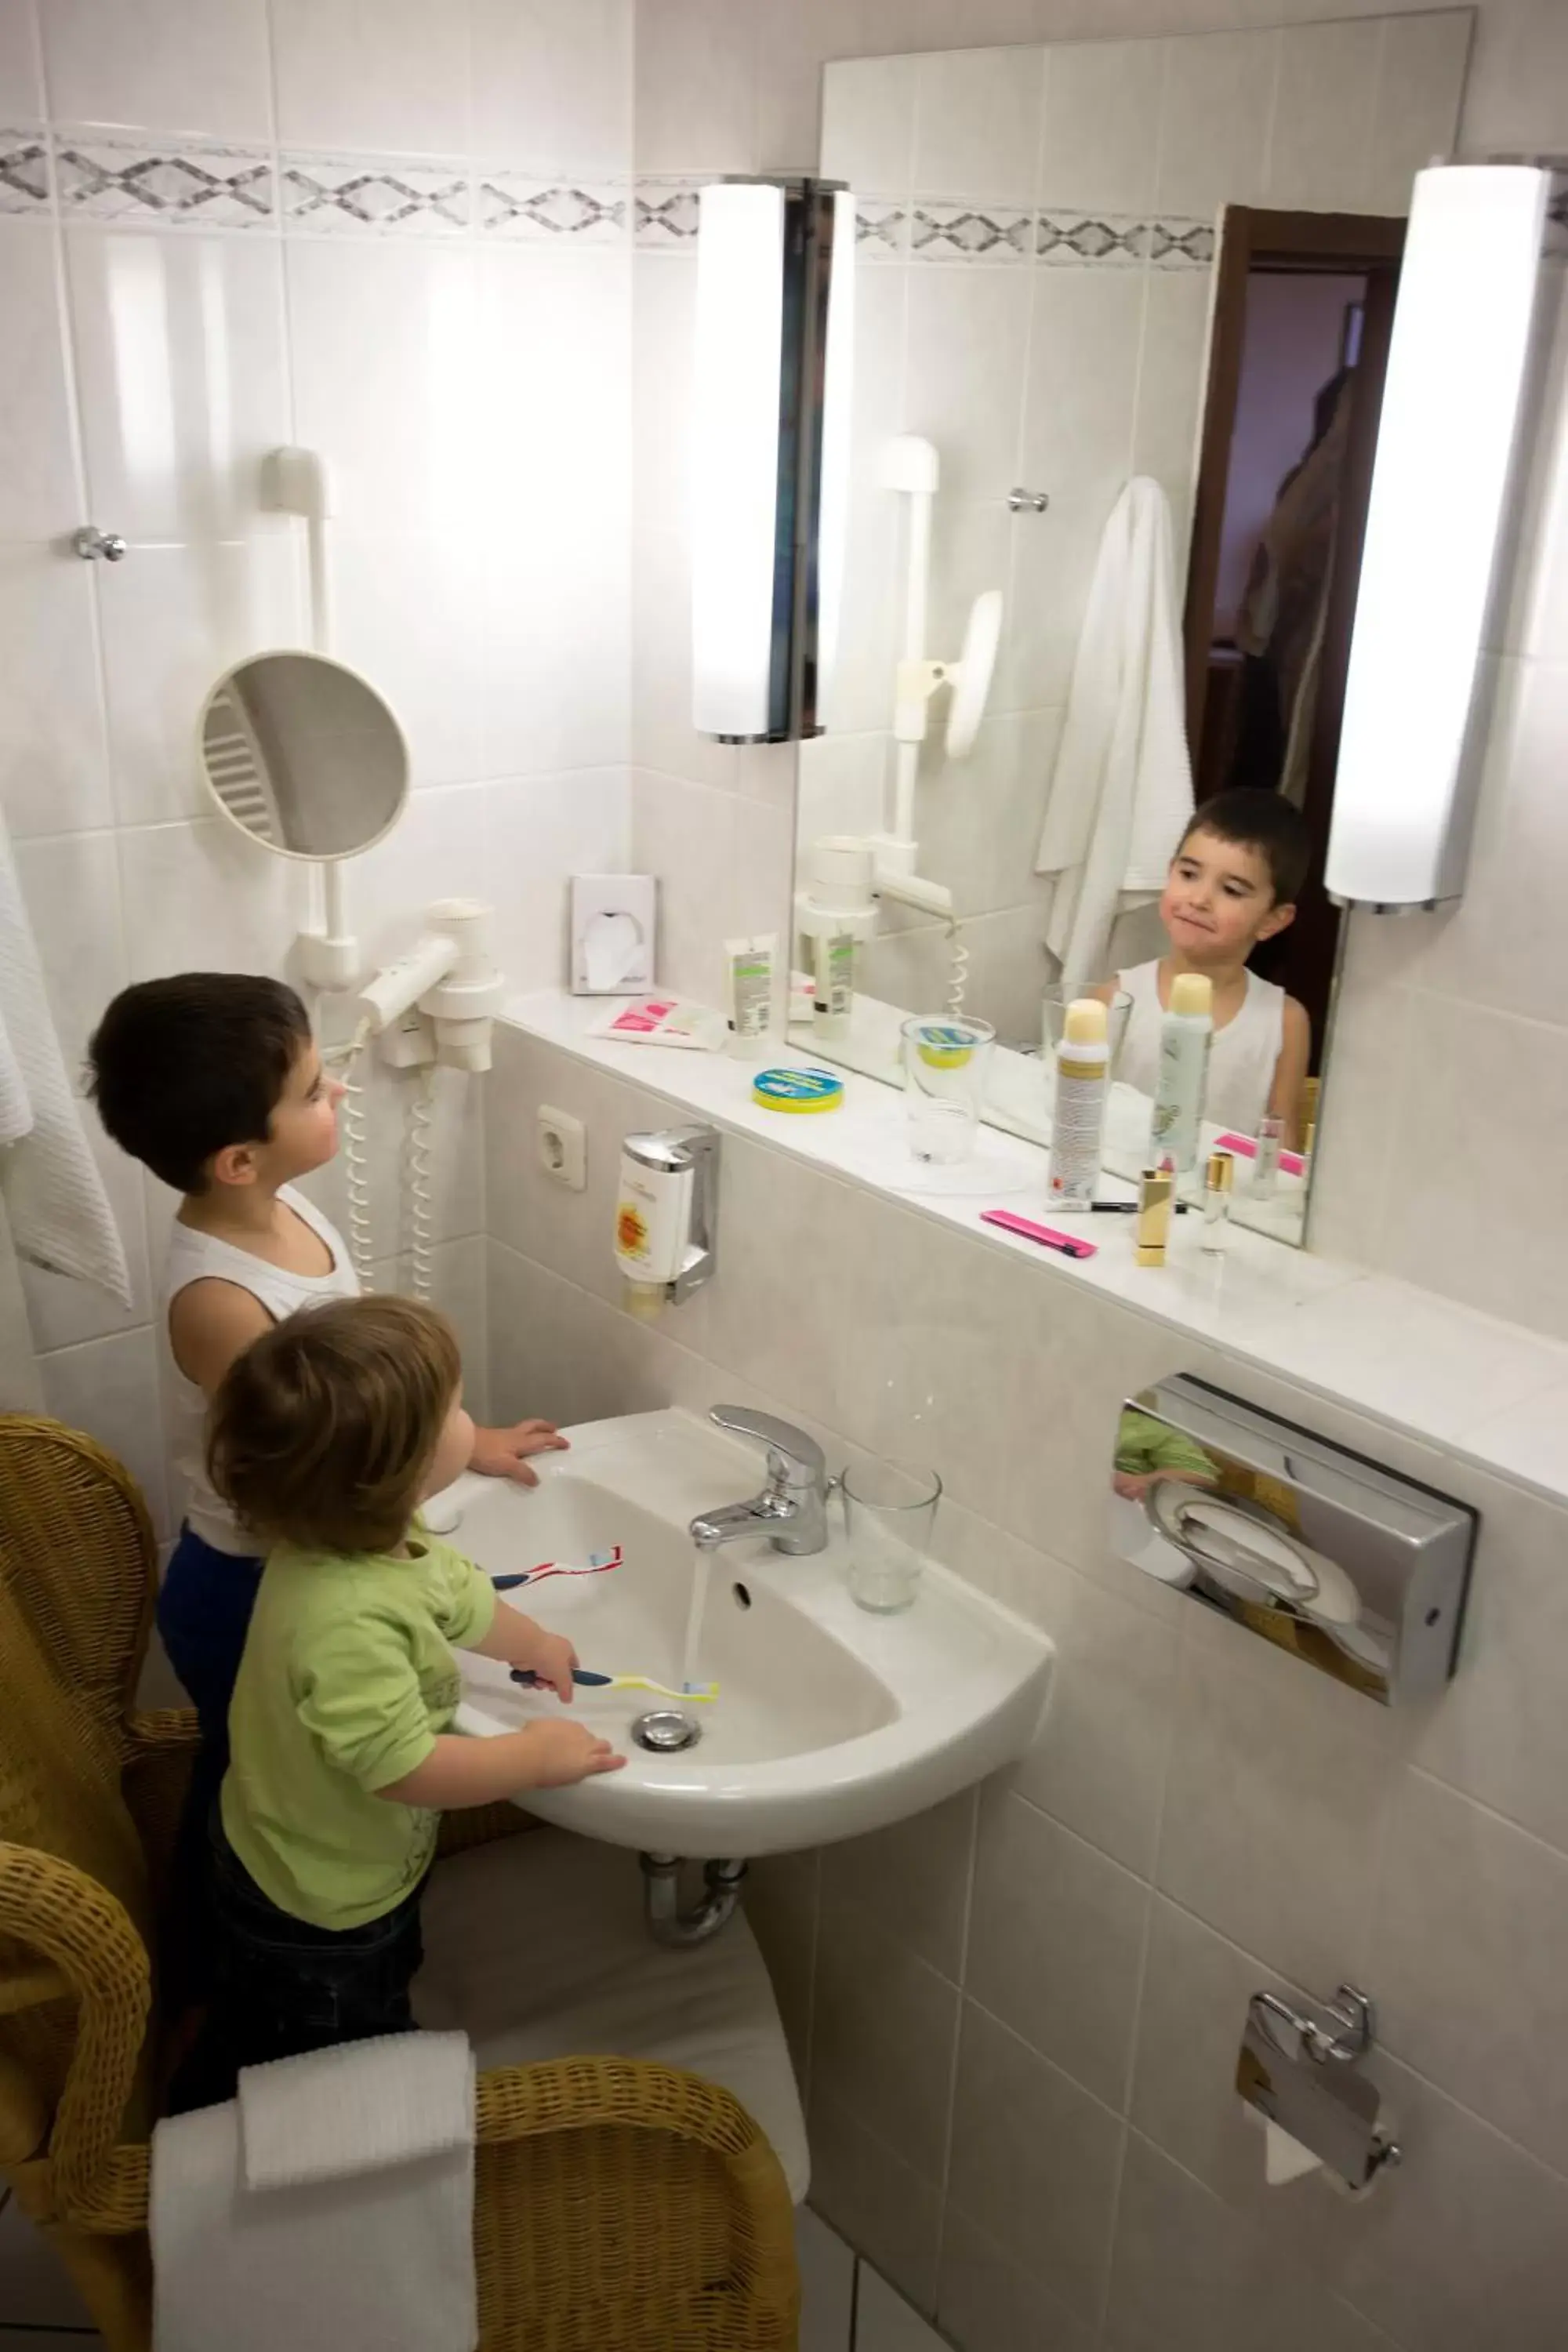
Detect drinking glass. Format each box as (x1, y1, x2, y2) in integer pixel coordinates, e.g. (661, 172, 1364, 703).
(842, 1461, 943, 1613)
(901, 1016, 995, 1164)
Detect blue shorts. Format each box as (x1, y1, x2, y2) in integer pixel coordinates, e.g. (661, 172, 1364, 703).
(158, 1525, 265, 1751)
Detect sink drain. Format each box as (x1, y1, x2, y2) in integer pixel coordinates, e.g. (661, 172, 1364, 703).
(630, 1708, 702, 1754)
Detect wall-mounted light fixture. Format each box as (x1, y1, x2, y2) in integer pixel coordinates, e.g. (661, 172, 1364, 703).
(1327, 163, 1552, 911)
(691, 176, 855, 743)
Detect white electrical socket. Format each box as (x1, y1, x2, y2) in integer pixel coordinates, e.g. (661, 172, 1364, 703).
(537, 1105, 587, 1190)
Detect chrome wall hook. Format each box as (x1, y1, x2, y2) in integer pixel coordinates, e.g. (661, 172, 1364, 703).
(1007, 486, 1050, 513)
(73, 525, 127, 562)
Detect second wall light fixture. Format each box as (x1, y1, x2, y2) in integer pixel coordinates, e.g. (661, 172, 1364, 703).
(691, 176, 855, 744)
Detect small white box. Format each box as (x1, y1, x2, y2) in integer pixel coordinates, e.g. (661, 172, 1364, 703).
(570, 874, 657, 996)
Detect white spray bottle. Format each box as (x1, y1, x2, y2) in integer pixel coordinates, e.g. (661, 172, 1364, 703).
(1047, 997, 1109, 1211)
(1148, 971, 1213, 1178)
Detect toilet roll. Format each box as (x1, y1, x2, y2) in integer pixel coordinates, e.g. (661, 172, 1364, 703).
(1243, 2101, 1320, 2185)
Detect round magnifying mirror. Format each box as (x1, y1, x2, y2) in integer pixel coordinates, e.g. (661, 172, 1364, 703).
(198, 650, 409, 859)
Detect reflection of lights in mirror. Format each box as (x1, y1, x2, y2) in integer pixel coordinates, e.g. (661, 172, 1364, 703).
(789, 14, 1534, 1253)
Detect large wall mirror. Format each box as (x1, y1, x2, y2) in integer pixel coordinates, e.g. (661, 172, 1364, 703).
(790, 10, 1474, 1246)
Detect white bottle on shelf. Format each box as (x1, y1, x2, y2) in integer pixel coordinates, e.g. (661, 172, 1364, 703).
(1047, 997, 1109, 1211)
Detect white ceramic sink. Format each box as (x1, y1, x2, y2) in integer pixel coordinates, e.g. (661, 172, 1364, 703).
(445, 1408, 1052, 1857)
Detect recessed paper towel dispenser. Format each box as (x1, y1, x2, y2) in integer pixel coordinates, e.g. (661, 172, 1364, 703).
(1112, 1376, 1475, 1705)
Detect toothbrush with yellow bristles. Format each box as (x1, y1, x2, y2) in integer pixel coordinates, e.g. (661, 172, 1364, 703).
(511, 1667, 718, 1703)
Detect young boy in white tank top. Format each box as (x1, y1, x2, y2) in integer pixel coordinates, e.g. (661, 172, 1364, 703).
(1116, 790, 1312, 1148)
(87, 975, 568, 1752)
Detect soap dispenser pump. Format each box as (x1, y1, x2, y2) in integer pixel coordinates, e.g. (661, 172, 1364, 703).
(615, 1126, 720, 1315)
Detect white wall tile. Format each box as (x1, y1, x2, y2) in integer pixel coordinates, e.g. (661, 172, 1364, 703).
(38, 0, 272, 142)
(855, 2265, 948, 2352)
(65, 224, 289, 543)
(1020, 266, 1143, 506)
(1265, 19, 1384, 213)
(485, 1019, 643, 1303)
(633, 0, 755, 177)
(1105, 2132, 1392, 2352)
(1153, 29, 1277, 216)
(117, 811, 296, 979)
(967, 1787, 1149, 2107)
(269, 0, 470, 157)
(1157, 1634, 1396, 1993)
(937, 2208, 1096, 2352)
(369, 1233, 488, 1418)
(911, 45, 1044, 208)
(96, 536, 303, 826)
(902, 266, 1030, 501)
(0, 0, 42, 120)
(1364, 8, 1471, 209)
(0, 219, 81, 538)
(946, 2000, 1123, 2328)
(1370, 1766, 1568, 2174)
(1037, 39, 1163, 216)
(11, 826, 126, 1082)
(808, 2088, 942, 2317)
(470, 0, 633, 175)
(819, 1790, 975, 1981)
(286, 238, 482, 533)
(485, 768, 630, 996)
(1452, 0, 1568, 161)
(1128, 1894, 1568, 2352)
(627, 766, 736, 1000)
(1132, 264, 1212, 538)
(1362, 999, 1568, 1341)
(327, 532, 481, 790)
(1009, 1571, 1178, 1878)
(39, 1323, 169, 1534)
(630, 248, 695, 543)
(811, 1889, 960, 2181)
(0, 543, 111, 836)
(820, 54, 919, 197)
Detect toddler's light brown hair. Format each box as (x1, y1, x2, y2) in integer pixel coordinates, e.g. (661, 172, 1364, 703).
(209, 1294, 461, 1555)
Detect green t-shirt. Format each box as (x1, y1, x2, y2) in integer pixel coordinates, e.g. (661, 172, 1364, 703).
(221, 1532, 497, 1931)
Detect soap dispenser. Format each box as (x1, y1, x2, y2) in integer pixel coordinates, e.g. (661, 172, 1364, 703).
(614, 1126, 720, 1315)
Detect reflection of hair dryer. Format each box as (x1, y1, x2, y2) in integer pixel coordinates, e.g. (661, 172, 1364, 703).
(357, 898, 506, 1073)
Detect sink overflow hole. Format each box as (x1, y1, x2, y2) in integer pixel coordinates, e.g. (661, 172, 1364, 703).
(630, 1708, 702, 1755)
(732, 1582, 752, 1610)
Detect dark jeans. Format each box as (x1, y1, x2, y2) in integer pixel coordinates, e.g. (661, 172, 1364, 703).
(157, 1528, 266, 2011)
(168, 1809, 426, 2114)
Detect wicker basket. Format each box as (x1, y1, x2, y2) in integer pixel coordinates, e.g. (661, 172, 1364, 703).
(0, 1414, 798, 2349)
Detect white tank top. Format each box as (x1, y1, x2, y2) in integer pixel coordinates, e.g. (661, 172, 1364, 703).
(1116, 961, 1285, 1141)
(162, 1185, 358, 1553)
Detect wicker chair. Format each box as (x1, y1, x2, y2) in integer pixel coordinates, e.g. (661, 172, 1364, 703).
(0, 1414, 799, 2350)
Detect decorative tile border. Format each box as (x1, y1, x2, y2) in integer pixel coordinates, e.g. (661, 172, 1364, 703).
(280, 153, 470, 237)
(1146, 216, 1215, 269)
(633, 178, 702, 249)
(1036, 209, 1149, 268)
(56, 133, 274, 227)
(0, 127, 50, 214)
(855, 199, 907, 261)
(911, 202, 1033, 263)
(476, 174, 626, 243)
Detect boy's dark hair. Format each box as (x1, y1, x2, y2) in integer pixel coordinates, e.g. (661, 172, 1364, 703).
(87, 975, 310, 1194)
(1178, 789, 1312, 908)
(209, 1296, 462, 1557)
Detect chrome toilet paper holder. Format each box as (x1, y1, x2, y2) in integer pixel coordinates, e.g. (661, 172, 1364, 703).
(1237, 1981, 1401, 2191)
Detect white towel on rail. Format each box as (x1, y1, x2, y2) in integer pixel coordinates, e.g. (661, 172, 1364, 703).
(1034, 476, 1194, 980)
(0, 807, 131, 1308)
(151, 2031, 477, 2352)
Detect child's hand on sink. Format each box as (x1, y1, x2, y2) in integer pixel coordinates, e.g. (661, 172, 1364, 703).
(519, 1720, 628, 1786)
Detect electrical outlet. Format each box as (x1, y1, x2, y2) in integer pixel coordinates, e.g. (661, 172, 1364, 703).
(537, 1105, 587, 1190)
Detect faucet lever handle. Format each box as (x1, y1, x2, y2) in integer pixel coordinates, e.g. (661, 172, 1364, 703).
(709, 1405, 826, 1490)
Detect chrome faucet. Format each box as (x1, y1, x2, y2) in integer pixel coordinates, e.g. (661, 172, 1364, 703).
(691, 1406, 829, 1557)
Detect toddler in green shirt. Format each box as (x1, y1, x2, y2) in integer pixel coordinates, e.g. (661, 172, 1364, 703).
(172, 1294, 623, 2109)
